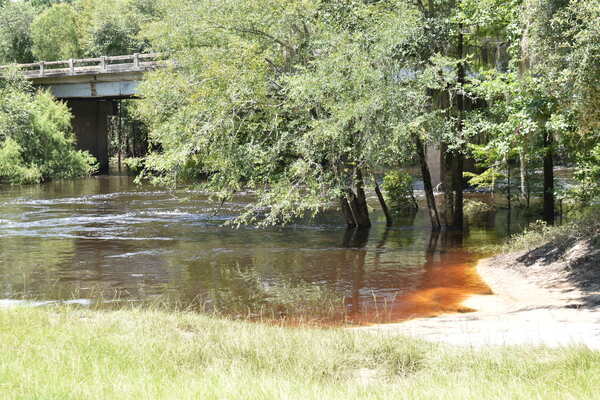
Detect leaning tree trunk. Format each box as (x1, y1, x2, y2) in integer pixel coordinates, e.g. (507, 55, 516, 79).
(374, 181, 393, 226)
(340, 197, 357, 228)
(347, 190, 371, 229)
(543, 131, 555, 225)
(414, 134, 441, 230)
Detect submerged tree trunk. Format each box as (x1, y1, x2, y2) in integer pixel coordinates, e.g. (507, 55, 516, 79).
(452, 152, 464, 229)
(374, 181, 393, 226)
(450, 24, 465, 231)
(442, 144, 454, 227)
(414, 134, 441, 230)
(340, 197, 356, 228)
(543, 131, 555, 224)
(442, 149, 464, 229)
(347, 190, 370, 229)
(351, 169, 371, 228)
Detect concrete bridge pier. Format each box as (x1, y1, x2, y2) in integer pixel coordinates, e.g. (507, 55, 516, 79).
(66, 99, 116, 174)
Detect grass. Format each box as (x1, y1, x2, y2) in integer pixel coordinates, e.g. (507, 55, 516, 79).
(502, 206, 600, 252)
(1, 306, 599, 399)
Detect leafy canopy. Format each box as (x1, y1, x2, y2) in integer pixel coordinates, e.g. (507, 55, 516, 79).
(0, 71, 97, 184)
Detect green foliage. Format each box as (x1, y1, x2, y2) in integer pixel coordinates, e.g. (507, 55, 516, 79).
(0, 0, 595, 226)
(135, 0, 323, 212)
(136, 0, 444, 225)
(503, 207, 600, 252)
(30, 3, 81, 61)
(0, 72, 96, 184)
(0, 1, 36, 63)
(0, 138, 42, 184)
(571, 143, 600, 203)
(463, 199, 495, 220)
(382, 171, 417, 212)
(0, 0, 159, 63)
(76, 0, 159, 57)
(27, 0, 75, 8)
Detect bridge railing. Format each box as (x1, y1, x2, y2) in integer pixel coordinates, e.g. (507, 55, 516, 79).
(0, 53, 163, 78)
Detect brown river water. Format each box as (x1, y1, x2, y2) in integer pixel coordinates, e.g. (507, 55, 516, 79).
(0, 176, 532, 325)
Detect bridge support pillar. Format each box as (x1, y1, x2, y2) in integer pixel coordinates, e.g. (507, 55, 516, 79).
(66, 99, 116, 174)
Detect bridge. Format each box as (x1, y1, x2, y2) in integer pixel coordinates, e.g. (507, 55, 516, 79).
(0, 53, 163, 173)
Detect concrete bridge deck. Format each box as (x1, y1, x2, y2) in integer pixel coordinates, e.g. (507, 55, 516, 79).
(0, 53, 163, 99)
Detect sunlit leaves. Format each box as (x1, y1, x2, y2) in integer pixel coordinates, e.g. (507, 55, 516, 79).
(0, 73, 96, 184)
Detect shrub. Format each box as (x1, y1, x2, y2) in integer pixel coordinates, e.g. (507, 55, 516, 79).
(0, 71, 97, 184)
(463, 199, 495, 220)
(503, 207, 600, 252)
(382, 171, 417, 212)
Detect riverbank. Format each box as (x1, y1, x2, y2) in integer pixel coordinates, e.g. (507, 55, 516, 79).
(365, 211, 600, 349)
(1, 306, 599, 399)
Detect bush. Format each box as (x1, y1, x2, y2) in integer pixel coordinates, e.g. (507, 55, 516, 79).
(463, 199, 495, 220)
(503, 207, 600, 252)
(382, 171, 417, 212)
(0, 71, 97, 184)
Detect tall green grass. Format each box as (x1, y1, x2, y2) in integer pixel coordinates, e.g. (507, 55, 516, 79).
(0, 307, 598, 399)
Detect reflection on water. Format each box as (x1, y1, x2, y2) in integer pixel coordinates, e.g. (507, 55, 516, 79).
(0, 176, 532, 325)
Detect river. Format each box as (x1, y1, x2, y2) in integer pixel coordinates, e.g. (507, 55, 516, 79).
(0, 176, 532, 325)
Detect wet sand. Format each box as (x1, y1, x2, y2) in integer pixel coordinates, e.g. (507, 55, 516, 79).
(360, 257, 600, 349)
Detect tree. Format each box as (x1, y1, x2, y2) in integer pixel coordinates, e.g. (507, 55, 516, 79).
(0, 2, 36, 64)
(135, 0, 319, 221)
(136, 0, 443, 228)
(27, 0, 75, 8)
(0, 70, 97, 184)
(75, 0, 159, 57)
(31, 3, 81, 61)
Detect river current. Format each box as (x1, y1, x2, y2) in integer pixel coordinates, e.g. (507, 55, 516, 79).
(0, 176, 530, 325)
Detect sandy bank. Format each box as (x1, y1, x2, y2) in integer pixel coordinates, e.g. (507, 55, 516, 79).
(360, 254, 600, 349)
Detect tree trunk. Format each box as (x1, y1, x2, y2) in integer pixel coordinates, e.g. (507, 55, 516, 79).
(452, 152, 464, 229)
(519, 150, 527, 205)
(347, 191, 370, 229)
(443, 149, 464, 229)
(340, 197, 356, 228)
(353, 169, 371, 228)
(451, 23, 465, 230)
(506, 158, 511, 211)
(442, 145, 455, 226)
(414, 134, 441, 230)
(543, 131, 555, 224)
(374, 181, 393, 226)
